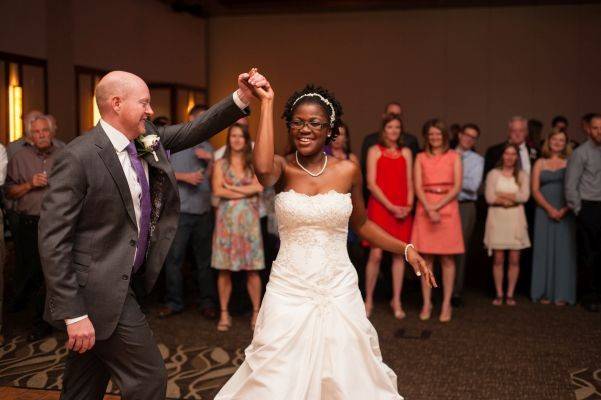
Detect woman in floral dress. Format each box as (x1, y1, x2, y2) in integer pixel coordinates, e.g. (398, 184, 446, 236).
(212, 123, 265, 331)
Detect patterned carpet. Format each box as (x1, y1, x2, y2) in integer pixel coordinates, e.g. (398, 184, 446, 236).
(2, 290, 600, 399)
(0, 334, 243, 399)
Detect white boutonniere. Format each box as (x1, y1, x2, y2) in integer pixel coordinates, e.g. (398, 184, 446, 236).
(135, 134, 160, 162)
(529, 147, 537, 159)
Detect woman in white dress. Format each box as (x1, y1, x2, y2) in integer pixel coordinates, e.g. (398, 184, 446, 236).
(215, 71, 437, 400)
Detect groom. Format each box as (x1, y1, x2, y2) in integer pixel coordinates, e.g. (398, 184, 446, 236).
(39, 69, 268, 399)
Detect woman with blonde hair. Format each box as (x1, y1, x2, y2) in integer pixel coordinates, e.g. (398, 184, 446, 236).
(530, 131, 576, 305)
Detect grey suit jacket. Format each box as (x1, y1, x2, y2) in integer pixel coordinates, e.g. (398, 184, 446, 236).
(39, 95, 246, 340)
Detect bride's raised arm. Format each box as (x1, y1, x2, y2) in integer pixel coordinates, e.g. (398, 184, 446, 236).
(245, 69, 286, 188)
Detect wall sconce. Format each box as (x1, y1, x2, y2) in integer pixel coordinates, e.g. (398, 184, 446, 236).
(9, 84, 23, 142)
(187, 91, 196, 115)
(92, 76, 100, 126)
(8, 63, 23, 142)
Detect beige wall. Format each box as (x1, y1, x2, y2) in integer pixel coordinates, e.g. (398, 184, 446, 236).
(0, 0, 207, 141)
(208, 4, 601, 153)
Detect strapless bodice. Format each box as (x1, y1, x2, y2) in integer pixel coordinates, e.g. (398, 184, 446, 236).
(271, 190, 355, 288)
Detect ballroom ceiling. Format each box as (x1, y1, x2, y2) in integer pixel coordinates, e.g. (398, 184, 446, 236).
(157, 0, 601, 17)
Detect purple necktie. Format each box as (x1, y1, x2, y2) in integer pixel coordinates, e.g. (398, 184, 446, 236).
(125, 142, 151, 272)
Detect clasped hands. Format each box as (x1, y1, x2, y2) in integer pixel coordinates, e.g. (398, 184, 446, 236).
(237, 68, 272, 103)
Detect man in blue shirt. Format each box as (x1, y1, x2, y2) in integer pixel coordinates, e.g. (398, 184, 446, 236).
(453, 124, 484, 307)
(158, 105, 218, 319)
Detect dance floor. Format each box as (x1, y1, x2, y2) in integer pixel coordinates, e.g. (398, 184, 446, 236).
(1, 290, 600, 399)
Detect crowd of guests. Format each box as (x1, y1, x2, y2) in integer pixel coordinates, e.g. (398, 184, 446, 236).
(0, 102, 599, 345)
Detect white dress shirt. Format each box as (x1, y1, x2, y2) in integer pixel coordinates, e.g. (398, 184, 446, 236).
(0, 143, 8, 185)
(66, 91, 248, 325)
(519, 142, 531, 175)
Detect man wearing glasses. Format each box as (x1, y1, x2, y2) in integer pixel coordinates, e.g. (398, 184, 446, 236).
(452, 124, 484, 307)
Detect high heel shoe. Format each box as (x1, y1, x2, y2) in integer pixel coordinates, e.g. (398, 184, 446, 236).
(217, 310, 232, 332)
(439, 304, 452, 323)
(250, 309, 260, 330)
(364, 301, 373, 318)
(419, 304, 432, 321)
(390, 301, 406, 320)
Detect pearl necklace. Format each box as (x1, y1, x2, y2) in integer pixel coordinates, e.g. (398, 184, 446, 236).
(295, 151, 328, 177)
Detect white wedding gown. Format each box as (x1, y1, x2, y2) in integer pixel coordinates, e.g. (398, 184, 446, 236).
(215, 190, 403, 400)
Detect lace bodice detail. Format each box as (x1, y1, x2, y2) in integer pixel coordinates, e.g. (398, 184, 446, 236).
(272, 190, 355, 285)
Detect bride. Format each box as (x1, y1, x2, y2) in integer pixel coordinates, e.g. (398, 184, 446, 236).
(215, 71, 437, 400)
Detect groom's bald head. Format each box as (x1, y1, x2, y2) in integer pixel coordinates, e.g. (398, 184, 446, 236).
(95, 71, 153, 139)
(95, 71, 146, 113)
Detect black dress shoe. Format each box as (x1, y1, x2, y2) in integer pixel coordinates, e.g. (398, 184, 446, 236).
(451, 297, 464, 308)
(27, 323, 53, 342)
(157, 306, 182, 319)
(581, 302, 600, 313)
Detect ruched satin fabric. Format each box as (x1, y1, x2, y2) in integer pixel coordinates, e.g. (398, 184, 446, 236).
(215, 190, 403, 400)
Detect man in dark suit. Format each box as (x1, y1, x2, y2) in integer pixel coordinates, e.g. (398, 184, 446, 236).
(484, 116, 538, 177)
(360, 102, 419, 201)
(39, 70, 269, 399)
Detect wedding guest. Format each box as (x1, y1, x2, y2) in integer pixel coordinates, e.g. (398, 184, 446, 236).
(531, 131, 576, 305)
(360, 102, 419, 201)
(485, 116, 538, 177)
(412, 119, 464, 322)
(326, 121, 358, 164)
(551, 115, 568, 134)
(5, 112, 65, 293)
(6, 114, 60, 340)
(159, 104, 218, 319)
(214, 116, 250, 160)
(485, 116, 538, 293)
(529, 119, 544, 149)
(449, 123, 461, 148)
(484, 144, 530, 306)
(364, 114, 413, 319)
(0, 142, 7, 345)
(8, 111, 65, 158)
(212, 123, 265, 331)
(452, 124, 484, 307)
(565, 113, 601, 312)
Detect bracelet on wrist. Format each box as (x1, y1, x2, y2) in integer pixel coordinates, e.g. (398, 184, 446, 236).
(404, 243, 415, 262)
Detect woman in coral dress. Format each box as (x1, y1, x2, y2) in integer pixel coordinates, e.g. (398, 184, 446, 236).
(412, 118, 464, 322)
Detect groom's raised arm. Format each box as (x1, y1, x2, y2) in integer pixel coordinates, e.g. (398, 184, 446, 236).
(39, 149, 88, 322)
(155, 92, 248, 154)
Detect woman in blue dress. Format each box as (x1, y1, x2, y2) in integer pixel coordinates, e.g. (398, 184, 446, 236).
(530, 130, 576, 305)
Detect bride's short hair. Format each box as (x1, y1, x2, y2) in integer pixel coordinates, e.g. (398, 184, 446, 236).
(282, 84, 343, 145)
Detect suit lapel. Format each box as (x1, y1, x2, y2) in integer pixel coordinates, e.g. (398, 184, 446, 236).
(141, 145, 177, 189)
(93, 126, 137, 228)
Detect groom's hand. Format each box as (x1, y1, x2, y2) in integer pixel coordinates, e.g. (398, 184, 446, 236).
(237, 69, 270, 104)
(67, 317, 96, 353)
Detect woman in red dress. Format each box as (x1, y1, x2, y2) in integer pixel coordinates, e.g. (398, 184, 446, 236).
(364, 114, 414, 319)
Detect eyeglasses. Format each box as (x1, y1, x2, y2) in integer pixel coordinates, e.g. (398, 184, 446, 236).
(288, 120, 330, 131)
(461, 132, 479, 140)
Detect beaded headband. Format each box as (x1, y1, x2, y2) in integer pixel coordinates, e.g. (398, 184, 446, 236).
(292, 93, 336, 127)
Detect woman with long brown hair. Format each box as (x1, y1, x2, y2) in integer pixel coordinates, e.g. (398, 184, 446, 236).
(211, 123, 265, 331)
(484, 143, 531, 306)
(364, 114, 414, 319)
